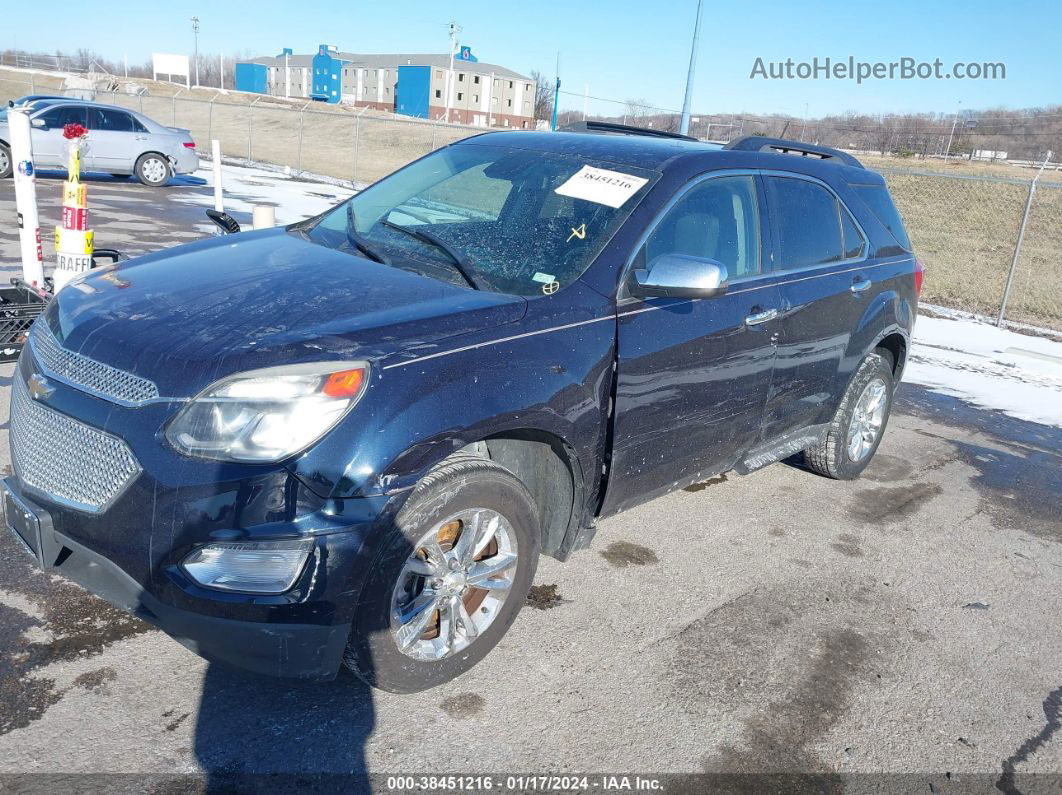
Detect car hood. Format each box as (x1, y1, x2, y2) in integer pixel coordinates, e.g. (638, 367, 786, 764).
(48, 228, 527, 397)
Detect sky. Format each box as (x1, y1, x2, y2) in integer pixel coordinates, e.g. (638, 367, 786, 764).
(4, 0, 1058, 118)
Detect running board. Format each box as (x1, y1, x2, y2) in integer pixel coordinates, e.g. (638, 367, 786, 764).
(734, 424, 829, 475)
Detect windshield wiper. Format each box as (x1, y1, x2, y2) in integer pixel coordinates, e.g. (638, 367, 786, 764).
(381, 219, 481, 290)
(346, 204, 390, 265)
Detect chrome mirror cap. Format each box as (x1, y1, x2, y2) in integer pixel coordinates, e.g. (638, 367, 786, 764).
(631, 254, 729, 299)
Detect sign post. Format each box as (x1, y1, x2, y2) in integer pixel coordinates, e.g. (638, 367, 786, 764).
(52, 125, 93, 293)
(8, 109, 45, 288)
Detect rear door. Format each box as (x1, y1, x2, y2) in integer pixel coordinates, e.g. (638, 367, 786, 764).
(86, 108, 143, 172)
(601, 172, 782, 515)
(760, 173, 873, 440)
(30, 105, 88, 167)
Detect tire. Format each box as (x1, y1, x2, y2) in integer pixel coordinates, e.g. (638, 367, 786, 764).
(134, 153, 170, 187)
(342, 456, 540, 693)
(803, 351, 895, 480)
(0, 143, 12, 179)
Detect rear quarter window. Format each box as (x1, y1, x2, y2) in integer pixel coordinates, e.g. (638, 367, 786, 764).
(852, 184, 912, 251)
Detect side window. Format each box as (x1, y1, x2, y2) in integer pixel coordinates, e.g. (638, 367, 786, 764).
(840, 204, 867, 259)
(88, 108, 135, 132)
(769, 177, 844, 270)
(641, 175, 761, 278)
(38, 106, 88, 129)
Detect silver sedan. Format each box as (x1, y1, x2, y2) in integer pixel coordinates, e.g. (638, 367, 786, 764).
(0, 100, 199, 186)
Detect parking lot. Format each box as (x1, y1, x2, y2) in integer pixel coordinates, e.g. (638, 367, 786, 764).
(0, 170, 1060, 790)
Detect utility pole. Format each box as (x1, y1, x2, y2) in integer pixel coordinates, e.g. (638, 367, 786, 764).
(944, 100, 962, 162)
(679, 0, 704, 136)
(191, 16, 200, 87)
(445, 20, 461, 124)
(551, 51, 561, 131)
(800, 102, 808, 140)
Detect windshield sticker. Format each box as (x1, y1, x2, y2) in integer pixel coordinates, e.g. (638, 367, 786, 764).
(567, 223, 587, 243)
(555, 166, 649, 209)
(542, 280, 561, 295)
(532, 272, 556, 283)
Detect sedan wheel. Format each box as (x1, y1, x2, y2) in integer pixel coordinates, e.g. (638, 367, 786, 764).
(0, 145, 11, 179)
(135, 154, 169, 187)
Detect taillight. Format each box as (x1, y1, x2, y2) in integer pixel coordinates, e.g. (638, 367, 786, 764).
(183, 141, 196, 149)
(914, 257, 925, 296)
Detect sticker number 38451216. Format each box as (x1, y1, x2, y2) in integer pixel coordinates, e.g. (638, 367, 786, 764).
(554, 166, 649, 209)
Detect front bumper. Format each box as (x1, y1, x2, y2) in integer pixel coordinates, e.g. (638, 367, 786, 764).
(2, 474, 383, 680)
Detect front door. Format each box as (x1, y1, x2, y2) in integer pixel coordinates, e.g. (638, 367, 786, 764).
(30, 105, 88, 168)
(601, 173, 782, 516)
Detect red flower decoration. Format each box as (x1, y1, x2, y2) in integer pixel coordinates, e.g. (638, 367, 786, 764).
(63, 123, 88, 140)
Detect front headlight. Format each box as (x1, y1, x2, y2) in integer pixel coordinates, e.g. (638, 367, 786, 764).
(166, 362, 369, 462)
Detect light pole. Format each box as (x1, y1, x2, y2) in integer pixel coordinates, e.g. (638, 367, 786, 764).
(191, 16, 200, 87)
(679, 0, 704, 136)
(445, 20, 461, 124)
(944, 100, 962, 162)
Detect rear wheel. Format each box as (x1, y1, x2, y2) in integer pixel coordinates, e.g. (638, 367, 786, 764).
(0, 143, 12, 179)
(804, 351, 895, 480)
(343, 457, 540, 693)
(134, 153, 169, 187)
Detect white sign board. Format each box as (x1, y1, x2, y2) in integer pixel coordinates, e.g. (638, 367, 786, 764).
(152, 53, 190, 88)
(555, 165, 649, 209)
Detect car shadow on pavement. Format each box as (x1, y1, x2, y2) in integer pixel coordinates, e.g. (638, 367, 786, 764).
(29, 169, 208, 187)
(193, 663, 375, 790)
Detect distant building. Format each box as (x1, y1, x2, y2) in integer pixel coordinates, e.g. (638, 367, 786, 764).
(234, 45, 536, 128)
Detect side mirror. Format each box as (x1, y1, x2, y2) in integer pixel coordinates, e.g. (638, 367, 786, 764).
(630, 254, 729, 299)
(206, 209, 241, 235)
(30, 118, 46, 129)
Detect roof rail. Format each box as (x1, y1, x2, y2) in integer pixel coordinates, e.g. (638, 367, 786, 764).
(723, 136, 864, 168)
(559, 120, 698, 142)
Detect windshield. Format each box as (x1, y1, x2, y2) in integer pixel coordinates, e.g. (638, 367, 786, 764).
(306, 143, 658, 296)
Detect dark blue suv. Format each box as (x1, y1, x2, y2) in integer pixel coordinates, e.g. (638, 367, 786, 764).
(3, 125, 921, 692)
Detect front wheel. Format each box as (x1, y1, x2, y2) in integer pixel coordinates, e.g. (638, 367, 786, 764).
(0, 143, 12, 179)
(134, 153, 170, 187)
(803, 351, 895, 480)
(343, 457, 540, 693)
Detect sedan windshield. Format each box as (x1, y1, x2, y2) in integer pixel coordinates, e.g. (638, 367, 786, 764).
(306, 143, 658, 296)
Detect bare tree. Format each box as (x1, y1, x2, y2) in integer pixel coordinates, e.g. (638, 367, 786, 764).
(530, 70, 553, 122)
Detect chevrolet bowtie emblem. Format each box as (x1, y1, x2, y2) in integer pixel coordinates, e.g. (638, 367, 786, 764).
(27, 374, 55, 401)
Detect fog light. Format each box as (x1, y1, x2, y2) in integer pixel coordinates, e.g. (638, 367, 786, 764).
(181, 539, 313, 594)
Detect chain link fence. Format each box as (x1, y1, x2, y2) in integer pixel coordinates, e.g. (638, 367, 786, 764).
(880, 168, 1061, 330)
(2, 72, 1060, 332)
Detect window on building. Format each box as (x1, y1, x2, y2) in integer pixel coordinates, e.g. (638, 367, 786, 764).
(507, 99, 512, 107)
(509, 81, 514, 88)
(436, 70, 442, 78)
(504, 118, 510, 126)
(457, 92, 463, 101)
(435, 89, 442, 98)
(473, 94, 479, 103)
(473, 75, 480, 84)
(458, 73, 465, 82)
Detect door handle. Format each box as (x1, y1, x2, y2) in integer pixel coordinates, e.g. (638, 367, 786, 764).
(850, 277, 872, 294)
(745, 308, 778, 326)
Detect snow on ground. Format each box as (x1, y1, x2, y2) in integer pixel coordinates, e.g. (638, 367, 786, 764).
(171, 160, 356, 227)
(907, 312, 1062, 427)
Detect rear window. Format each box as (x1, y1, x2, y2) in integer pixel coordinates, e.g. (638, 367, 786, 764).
(852, 184, 912, 251)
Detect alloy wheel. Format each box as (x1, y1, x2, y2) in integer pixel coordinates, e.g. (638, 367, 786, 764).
(141, 157, 167, 184)
(391, 508, 518, 661)
(847, 377, 888, 462)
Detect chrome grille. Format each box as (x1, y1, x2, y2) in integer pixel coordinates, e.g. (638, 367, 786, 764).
(10, 375, 142, 513)
(30, 321, 159, 404)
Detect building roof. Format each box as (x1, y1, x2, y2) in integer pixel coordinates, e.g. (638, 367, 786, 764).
(244, 52, 530, 81)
